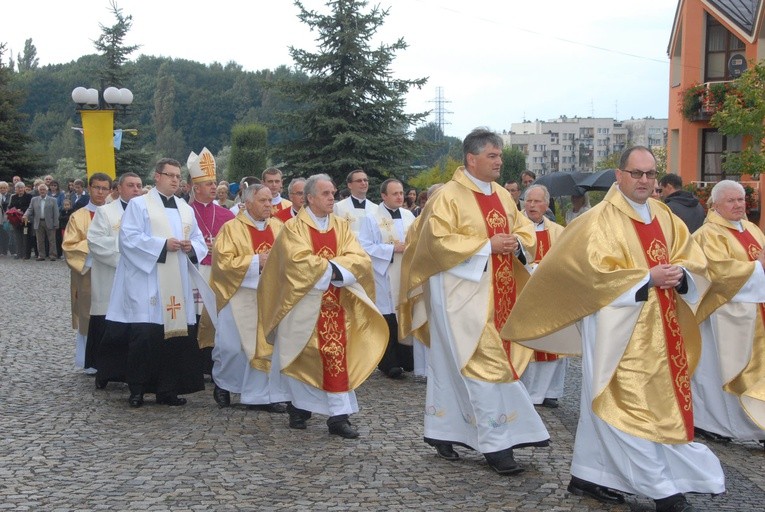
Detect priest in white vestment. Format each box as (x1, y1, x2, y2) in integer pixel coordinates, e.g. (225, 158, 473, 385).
(106, 158, 208, 408)
(505, 147, 724, 512)
(692, 180, 765, 443)
(87, 172, 143, 388)
(399, 128, 549, 476)
(358, 178, 415, 379)
(333, 169, 376, 236)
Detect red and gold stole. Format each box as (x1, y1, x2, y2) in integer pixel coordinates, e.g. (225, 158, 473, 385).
(729, 227, 765, 330)
(274, 207, 294, 223)
(308, 227, 350, 392)
(532, 229, 558, 362)
(89, 210, 95, 220)
(271, 201, 287, 215)
(633, 218, 694, 441)
(473, 191, 519, 378)
(533, 230, 550, 264)
(246, 224, 275, 254)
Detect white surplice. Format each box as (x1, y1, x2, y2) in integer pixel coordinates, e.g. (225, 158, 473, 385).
(87, 200, 125, 316)
(106, 189, 207, 326)
(333, 196, 377, 237)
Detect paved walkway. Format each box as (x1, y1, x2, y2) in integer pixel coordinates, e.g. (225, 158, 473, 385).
(1, 257, 763, 511)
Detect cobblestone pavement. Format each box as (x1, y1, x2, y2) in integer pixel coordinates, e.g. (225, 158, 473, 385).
(1, 257, 764, 511)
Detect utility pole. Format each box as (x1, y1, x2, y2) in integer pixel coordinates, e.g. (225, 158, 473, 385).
(428, 86, 452, 141)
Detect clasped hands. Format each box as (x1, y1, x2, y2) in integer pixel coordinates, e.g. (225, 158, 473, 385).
(167, 237, 192, 253)
(649, 264, 684, 289)
(490, 233, 519, 255)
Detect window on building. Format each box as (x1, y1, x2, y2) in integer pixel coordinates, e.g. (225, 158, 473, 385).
(705, 16, 745, 81)
(701, 129, 742, 181)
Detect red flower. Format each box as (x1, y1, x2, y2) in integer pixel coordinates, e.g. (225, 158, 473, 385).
(5, 207, 24, 227)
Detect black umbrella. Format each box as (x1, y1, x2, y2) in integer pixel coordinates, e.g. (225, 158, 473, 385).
(577, 169, 617, 191)
(533, 172, 586, 197)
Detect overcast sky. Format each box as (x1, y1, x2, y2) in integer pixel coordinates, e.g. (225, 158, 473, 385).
(1, 0, 678, 138)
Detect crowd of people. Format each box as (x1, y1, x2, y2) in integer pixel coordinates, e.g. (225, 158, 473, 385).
(3, 128, 764, 512)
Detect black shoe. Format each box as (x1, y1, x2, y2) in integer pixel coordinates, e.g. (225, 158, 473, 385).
(656, 494, 694, 512)
(694, 427, 731, 443)
(128, 394, 144, 408)
(213, 384, 231, 407)
(95, 377, 108, 389)
(541, 398, 559, 408)
(385, 367, 405, 379)
(328, 420, 360, 439)
(289, 416, 307, 429)
(567, 477, 625, 504)
(156, 395, 187, 406)
(434, 443, 459, 461)
(484, 448, 524, 475)
(247, 402, 288, 413)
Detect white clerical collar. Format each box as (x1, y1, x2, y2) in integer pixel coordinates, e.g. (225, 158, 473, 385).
(617, 187, 651, 224)
(86, 202, 99, 212)
(306, 207, 329, 231)
(720, 215, 744, 232)
(195, 201, 211, 207)
(158, 191, 174, 201)
(244, 211, 267, 230)
(464, 170, 492, 195)
(350, 194, 367, 202)
(271, 195, 282, 205)
(522, 211, 546, 230)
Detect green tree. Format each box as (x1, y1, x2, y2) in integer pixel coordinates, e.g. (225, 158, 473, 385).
(271, 0, 428, 182)
(411, 123, 462, 168)
(228, 123, 268, 183)
(153, 62, 185, 159)
(711, 60, 765, 176)
(93, 0, 139, 86)
(16, 38, 39, 73)
(410, 156, 461, 190)
(0, 43, 41, 180)
(596, 151, 620, 170)
(501, 147, 526, 185)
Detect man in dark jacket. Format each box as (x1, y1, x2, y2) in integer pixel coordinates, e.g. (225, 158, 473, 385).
(659, 174, 706, 233)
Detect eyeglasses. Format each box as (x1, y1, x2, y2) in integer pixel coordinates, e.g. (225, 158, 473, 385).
(351, 178, 369, 183)
(159, 172, 182, 180)
(621, 169, 658, 180)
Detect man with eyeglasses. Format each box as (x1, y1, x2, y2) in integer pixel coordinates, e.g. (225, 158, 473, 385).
(106, 158, 208, 408)
(63, 172, 113, 375)
(505, 146, 723, 512)
(274, 178, 306, 222)
(333, 169, 377, 236)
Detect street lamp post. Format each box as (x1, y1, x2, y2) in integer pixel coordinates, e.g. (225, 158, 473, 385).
(71, 86, 133, 180)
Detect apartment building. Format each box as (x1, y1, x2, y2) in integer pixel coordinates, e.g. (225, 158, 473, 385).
(500, 116, 663, 175)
